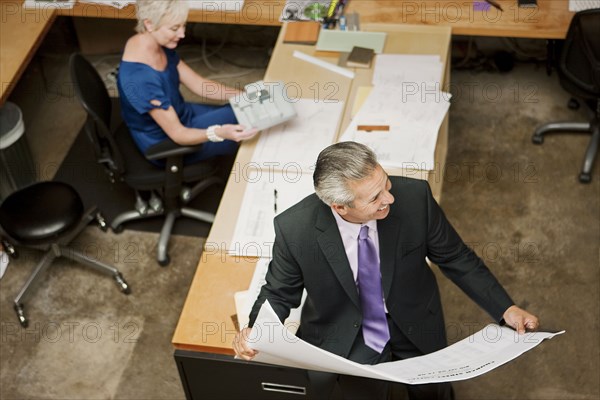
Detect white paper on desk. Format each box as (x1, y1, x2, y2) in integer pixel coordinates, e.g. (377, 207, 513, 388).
(187, 0, 244, 11)
(372, 54, 443, 88)
(252, 100, 344, 172)
(235, 258, 306, 333)
(251, 301, 564, 384)
(24, 0, 75, 9)
(342, 86, 451, 170)
(76, 0, 133, 9)
(228, 170, 315, 257)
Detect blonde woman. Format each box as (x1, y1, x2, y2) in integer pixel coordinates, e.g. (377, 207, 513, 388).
(117, 0, 258, 164)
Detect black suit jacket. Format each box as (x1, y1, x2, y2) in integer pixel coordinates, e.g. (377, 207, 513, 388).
(249, 176, 513, 358)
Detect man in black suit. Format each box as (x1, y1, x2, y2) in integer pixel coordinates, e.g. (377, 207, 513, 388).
(233, 142, 539, 399)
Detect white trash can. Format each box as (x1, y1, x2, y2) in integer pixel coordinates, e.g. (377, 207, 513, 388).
(0, 102, 36, 199)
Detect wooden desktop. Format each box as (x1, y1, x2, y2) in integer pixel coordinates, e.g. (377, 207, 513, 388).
(0, 0, 56, 105)
(171, 22, 452, 399)
(0, 0, 577, 105)
(58, 0, 574, 38)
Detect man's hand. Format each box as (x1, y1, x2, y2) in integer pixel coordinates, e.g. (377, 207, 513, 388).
(233, 327, 258, 360)
(503, 305, 539, 334)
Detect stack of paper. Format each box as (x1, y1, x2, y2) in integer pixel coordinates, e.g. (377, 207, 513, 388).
(76, 0, 133, 9)
(24, 0, 75, 9)
(341, 54, 451, 171)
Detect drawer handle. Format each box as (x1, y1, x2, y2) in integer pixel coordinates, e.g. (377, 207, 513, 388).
(261, 382, 306, 395)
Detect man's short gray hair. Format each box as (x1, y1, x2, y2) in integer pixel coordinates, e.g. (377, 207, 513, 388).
(135, 0, 189, 33)
(313, 142, 379, 207)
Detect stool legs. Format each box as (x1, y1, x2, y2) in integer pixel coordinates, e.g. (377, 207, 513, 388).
(12, 244, 131, 328)
(14, 250, 57, 328)
(61, 246, 131, 294)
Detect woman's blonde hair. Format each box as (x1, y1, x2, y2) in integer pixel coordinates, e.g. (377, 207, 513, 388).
(135, 0, 189, 33)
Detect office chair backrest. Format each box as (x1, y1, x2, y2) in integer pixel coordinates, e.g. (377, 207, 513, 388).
(560, 9, 600, 99)
(70, 53, 126, 180)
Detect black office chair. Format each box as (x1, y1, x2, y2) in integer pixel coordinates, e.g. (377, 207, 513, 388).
(70, 53, 224, 265)
(532, 8, 600, 183)
(0, 181, 130, 327)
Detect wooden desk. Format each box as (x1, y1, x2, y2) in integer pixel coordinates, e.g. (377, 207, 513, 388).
(0, 0, 56, 105)
(58, 0, 282, 26)
(58, 0, 574, 38)
(205, 22, 451, 254)
(173, 24, 452, 359)
(1, 0, 575, 105)
(172, 252, 257, 355)
(346, 0, 574, 39)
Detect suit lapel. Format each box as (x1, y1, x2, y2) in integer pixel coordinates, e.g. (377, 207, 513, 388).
(377, 214, 402, 299)
(315, 205, 360, 309)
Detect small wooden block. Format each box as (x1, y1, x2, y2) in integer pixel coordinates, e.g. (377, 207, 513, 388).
(283, 21, 322, 45)
(357, 125, 390, 131)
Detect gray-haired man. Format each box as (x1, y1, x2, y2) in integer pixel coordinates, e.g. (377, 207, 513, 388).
(234, 141, 538, 399)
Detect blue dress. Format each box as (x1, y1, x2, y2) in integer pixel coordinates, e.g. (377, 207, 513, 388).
(117, 48, 238, 164)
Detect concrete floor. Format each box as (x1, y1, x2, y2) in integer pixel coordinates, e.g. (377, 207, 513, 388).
(0, 21, 599, 400)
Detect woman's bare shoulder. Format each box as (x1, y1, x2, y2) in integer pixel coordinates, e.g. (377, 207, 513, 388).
(122, 34, 152, 63)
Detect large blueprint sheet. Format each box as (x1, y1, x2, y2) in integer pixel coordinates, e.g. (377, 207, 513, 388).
(249, 301, 564, 384)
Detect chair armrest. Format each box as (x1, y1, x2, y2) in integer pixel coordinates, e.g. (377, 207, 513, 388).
(145, 138, 204, 161)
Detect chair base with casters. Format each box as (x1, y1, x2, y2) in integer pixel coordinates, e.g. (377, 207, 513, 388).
(532, 8, 600, 183)
(532, 106, 599, 183)
(0, 182, 131, 328)
(110, 175, 222, 266)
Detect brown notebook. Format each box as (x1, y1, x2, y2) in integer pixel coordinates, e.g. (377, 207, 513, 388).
(283, 22, 322, 45)
(346, 46, 374, 68)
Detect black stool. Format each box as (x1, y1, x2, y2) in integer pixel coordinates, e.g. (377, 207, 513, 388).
(0, 181, 130, 327)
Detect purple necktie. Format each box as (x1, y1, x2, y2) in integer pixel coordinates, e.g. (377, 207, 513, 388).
(357, 225, 390, 353)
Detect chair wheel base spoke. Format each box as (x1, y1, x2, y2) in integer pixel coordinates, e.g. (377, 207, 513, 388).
(158, 255, 170, 267)
(114, 273, 131, 294)
(14, 304, 28, 328)
(2, 241, 18, 259)
(95, 212, 108, 231)
(532, 135, 544, 145)
(579, 173, 592, 183)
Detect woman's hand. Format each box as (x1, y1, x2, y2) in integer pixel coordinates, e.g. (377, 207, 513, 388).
(216, 124, 259, 142)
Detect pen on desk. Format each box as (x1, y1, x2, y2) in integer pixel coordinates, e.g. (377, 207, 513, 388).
(485, 0, 503, 11)
(273, 189, 278, 214)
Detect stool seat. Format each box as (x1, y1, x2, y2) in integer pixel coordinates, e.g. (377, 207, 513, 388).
(0, 181, 130, 328)
(0, 182, 83, 242)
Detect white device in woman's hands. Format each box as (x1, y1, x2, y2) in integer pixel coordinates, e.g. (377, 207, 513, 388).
(229, 81, 297, 131)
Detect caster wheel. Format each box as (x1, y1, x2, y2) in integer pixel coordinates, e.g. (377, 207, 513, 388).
(114, 273, 131, 294)
(579, 173, 591, 183)
(532, 135, 544, 145)
(2, 241, 18, 259)
(112, 225, 124, 234)
(14, 303, 28, 328)
(158, 255, 171, 267)
(95, 212, 108, 231)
